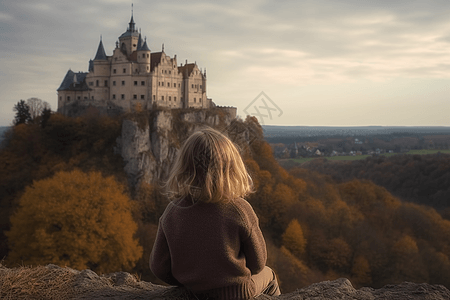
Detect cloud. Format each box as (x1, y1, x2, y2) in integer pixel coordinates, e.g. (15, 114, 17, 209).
(1, 0, 450, 125)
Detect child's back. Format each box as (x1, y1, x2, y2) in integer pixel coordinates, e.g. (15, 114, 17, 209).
(149, 127, 280, 299)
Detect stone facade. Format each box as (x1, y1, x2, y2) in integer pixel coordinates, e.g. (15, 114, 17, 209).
(57, 13, 213, 115)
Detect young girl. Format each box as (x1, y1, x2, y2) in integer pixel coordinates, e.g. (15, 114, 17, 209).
(150, 127, 281, 299)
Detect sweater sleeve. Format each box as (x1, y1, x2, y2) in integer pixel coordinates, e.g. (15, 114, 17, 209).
(149, 218, 182, 286)
(240, 202, 267, 275)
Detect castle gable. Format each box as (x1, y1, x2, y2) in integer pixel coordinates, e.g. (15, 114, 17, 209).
(150, 52, 163, 72)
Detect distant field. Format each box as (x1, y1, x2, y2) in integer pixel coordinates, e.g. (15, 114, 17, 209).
(291, 150, 450, 164)
(407, 149, 450, 155)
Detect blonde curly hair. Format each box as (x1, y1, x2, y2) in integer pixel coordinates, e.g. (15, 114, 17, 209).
(164, 127, 253, 203)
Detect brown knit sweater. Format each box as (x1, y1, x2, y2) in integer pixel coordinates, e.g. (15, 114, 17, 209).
(149, 197, 267, 299)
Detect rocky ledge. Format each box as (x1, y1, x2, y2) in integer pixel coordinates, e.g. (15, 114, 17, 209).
(1, 264, 449, 300)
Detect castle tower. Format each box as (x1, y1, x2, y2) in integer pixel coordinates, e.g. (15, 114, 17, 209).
(86, 37, 110, 101)
(202, 69, 207, 107)
(118, 9, 139, 58)
(137, 36, 151, 73)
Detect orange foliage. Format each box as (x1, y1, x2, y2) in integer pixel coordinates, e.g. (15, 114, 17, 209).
(282, 219, 306, 258)
(351, 255, 372, 287)
(6, 170, 142, 273)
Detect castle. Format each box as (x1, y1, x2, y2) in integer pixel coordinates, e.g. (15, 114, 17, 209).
(57, 11, 217, 116)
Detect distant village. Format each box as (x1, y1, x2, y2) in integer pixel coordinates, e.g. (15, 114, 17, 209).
(264, 126, 450, 159)
(271, 138, 399, 159)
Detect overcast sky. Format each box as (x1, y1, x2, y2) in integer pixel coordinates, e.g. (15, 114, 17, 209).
(1, 0, 450, 126)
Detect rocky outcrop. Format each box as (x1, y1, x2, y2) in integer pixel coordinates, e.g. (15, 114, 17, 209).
(1, 265, 449, 300)
(116, 108, 238, 190)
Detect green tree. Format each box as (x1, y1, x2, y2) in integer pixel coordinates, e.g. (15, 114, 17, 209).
(7, 170, 142, 273)
(12, 100, 31, 125)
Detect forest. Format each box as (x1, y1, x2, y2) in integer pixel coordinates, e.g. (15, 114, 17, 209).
(300, 155, 450, 216)
(1, 109, 449, 293)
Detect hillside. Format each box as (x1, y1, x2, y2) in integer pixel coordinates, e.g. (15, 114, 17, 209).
(300, 154, 450, 214)
(1, 111, 450, 293)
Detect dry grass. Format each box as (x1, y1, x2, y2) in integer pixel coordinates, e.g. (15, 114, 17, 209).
(0, 264, 76, 300)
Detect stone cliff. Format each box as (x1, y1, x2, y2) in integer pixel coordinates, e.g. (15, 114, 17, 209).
(115, 108, 244, 190)
(1, 264, 449, 300)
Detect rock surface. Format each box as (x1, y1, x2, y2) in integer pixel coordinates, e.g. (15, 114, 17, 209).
(2, 264, 449, 300)
(116, 109, 242, 190)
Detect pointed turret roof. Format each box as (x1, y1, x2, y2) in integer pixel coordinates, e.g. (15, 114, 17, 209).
(137, 33, 143, 50)
(94, 38, 107, 60)
(141, 37, 150, 51)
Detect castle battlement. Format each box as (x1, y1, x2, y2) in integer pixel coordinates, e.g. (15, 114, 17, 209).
(57, 10, 214, 116)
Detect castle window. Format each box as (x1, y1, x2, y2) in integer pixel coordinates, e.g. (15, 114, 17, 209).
(121, 94, 125, 100)
(142, 54, 145, 58)
(147, 66, 149, 71)
(133, 94, 137, 99)
(92, 96, 94, 100)
(105, 80, 108, 87)
(134, 81, 138, 86)
(165, 70, 167, 74)
(96, 80, 99, 87)
(141, 81, 145, 86)
(174, 97, 176, 102)
(113, 81, 116, 86)
(123, 68, 126, 73)
(194, 98, 196, 103)
(191, 84, 194, 88)
(147, 54, 149, 58)
(67, 96, 70, 101)
(59, 96, 62, 101)
(141, 95, 145, 99)
(84, 96, 87, 99)
(122, 81, 125, 86)
(113, 94, 116, 99)
(199, 98, 202, 102)
(158, 82, 160, 86)
(162, 70, 164, 74)
(113, 69, 116, 74)
(89, 82, 93, 86)
(115, 58, 117, 61)
(169, 70, 171, 74)
(77, 96, 81, 100)
(174, 83, 176, 87)
(169, 96, 171, 101)
(200, 85, 202, 89)
(162, 96, 164, 101)
(153, 95, 155, 100)
(167, 82, 170, 87)
(178, 83, 181, 88)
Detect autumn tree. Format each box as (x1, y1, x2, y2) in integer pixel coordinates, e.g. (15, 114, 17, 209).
(7, 170, 142, 273)
(282, 219, 306, 258)
(351, 255, 372, 287)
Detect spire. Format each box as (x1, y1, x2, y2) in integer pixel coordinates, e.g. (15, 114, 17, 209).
(94, 37, 107, 60)
(128, 3, 135, 32)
